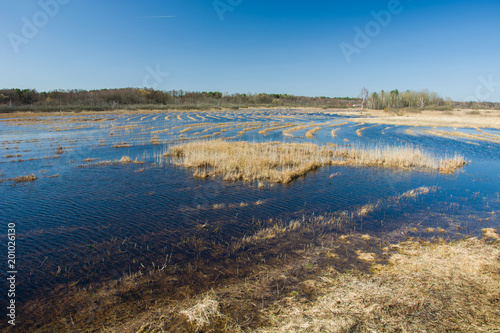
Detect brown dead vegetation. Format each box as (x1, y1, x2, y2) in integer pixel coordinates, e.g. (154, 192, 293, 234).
(166, 140, 467, 184)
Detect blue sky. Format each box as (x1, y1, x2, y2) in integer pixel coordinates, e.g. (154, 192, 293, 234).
(0, 0, 499, 101)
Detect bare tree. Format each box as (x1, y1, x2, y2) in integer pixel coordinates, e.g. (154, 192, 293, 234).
(360, 87, 369, 114)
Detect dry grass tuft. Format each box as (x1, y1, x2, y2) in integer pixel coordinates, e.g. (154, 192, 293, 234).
(150, 136, 161, 145)
(166, 140, 467, 184)
(357, 204, 375, 216)
(12, 174, 37, 182)
(400, 186, 437, 198)
(260, 236, 500, 332)
(282, 124, 317, 137)
(356, 250, 376, 261)
(304, 127, 322, 138)
(356, 126, 369, 136)
(258, 124, 295, 135)
(180, 292, 221, 330)
(482, 228, 500, 241)
(166, 139, 330, 184)
(119, 156, 143, 165)
(119, 156, 132, 164)
(113, 142, 131, 148)
(331, 145, 466, 174)
(421, 129, 500, 144)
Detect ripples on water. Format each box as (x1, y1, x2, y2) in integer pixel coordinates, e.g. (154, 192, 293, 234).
(0, 110, 499, 302)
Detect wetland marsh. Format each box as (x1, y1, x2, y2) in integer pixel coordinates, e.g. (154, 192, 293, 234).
(1, 108, 499, 331)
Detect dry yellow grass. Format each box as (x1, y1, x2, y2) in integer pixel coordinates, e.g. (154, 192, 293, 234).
(351, 109, 500, 129)
(420, 129, 500, 144)
(119, 156, 132, 164)
(237, 126, 262, 136)
(259, 235, 500, 332)
(482, 228, 500, 241)
(119, 156, 143, 164)
(330, 144, 466, 174)
(150, 136, 161, 145)
(282, 122, 330, 137)
(179, 127, 194, 133)
(258, 124, 296, 135)
(112, 142, 131, 148)
(166, 140, 467, 183)
(12, 174, 37, 182)
(355, 126, 369, 136)
(167, 140, 328, 184)
(304, 127, 322, 138)
(282, 124, 315, 137)
(399, 185, 437, 198)
(180, 292, 221, 330)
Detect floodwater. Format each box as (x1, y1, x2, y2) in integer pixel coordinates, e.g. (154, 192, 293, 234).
(1, 109, 499, 310)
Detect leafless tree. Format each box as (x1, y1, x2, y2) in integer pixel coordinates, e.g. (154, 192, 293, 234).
(360, 87, 369, 114)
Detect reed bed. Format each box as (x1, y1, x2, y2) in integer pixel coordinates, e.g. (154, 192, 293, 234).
(356, 126, 369, 136)
(304, 127, 322, 138)
(258, 123, 295, 135)
(282, 122, 329, 137)
(166, 139, 467, 183)
(167, 139, 330, 183)
(420, 129, 500, 144)
(237, 125, 262, 136)
(282, 124, 316, 137)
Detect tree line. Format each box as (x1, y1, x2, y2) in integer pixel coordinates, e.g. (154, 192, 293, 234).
(0, 88, 358, 113)
(0, 88, 497, 113)
(364, 89, 499, 111)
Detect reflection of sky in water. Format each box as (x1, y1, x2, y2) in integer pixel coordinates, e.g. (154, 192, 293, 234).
(1, 110, 499, 300)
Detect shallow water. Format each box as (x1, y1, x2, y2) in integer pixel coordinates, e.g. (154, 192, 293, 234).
(1, 110, 499, 305)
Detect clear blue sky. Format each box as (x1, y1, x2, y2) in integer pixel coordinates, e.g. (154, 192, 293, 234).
(1, 0, 499, 101)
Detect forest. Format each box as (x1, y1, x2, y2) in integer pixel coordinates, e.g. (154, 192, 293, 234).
(0, 88, 497, 113)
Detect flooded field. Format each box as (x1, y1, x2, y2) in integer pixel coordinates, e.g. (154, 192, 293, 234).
(1, 109, 499, 331)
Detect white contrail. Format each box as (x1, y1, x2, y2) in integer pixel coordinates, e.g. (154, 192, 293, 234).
(139, 15, 176, 18)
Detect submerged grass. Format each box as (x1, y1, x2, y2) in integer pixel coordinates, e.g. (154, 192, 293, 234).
(166, 139, 466, 184)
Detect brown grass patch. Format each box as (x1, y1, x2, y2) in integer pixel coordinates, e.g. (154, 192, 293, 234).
(166, 139, 330, 184)
(258, 124, 296, 135)
(166, 140, 467, 184)
(113, 142, 131, 148)
(399, 186, 437, 198)
(12, 174, 37, 182)
(180, 292, 221, 330)
(356, 126, 369, 136)
(420, 129, 500, 144)
(482, 228, 500, 241)
(119, 156, 143, 164)
(179, 127, 194, 133)
(259, 236, 500, 332)
(304, 127, 322, 138)
(350, 109, 500, 129)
